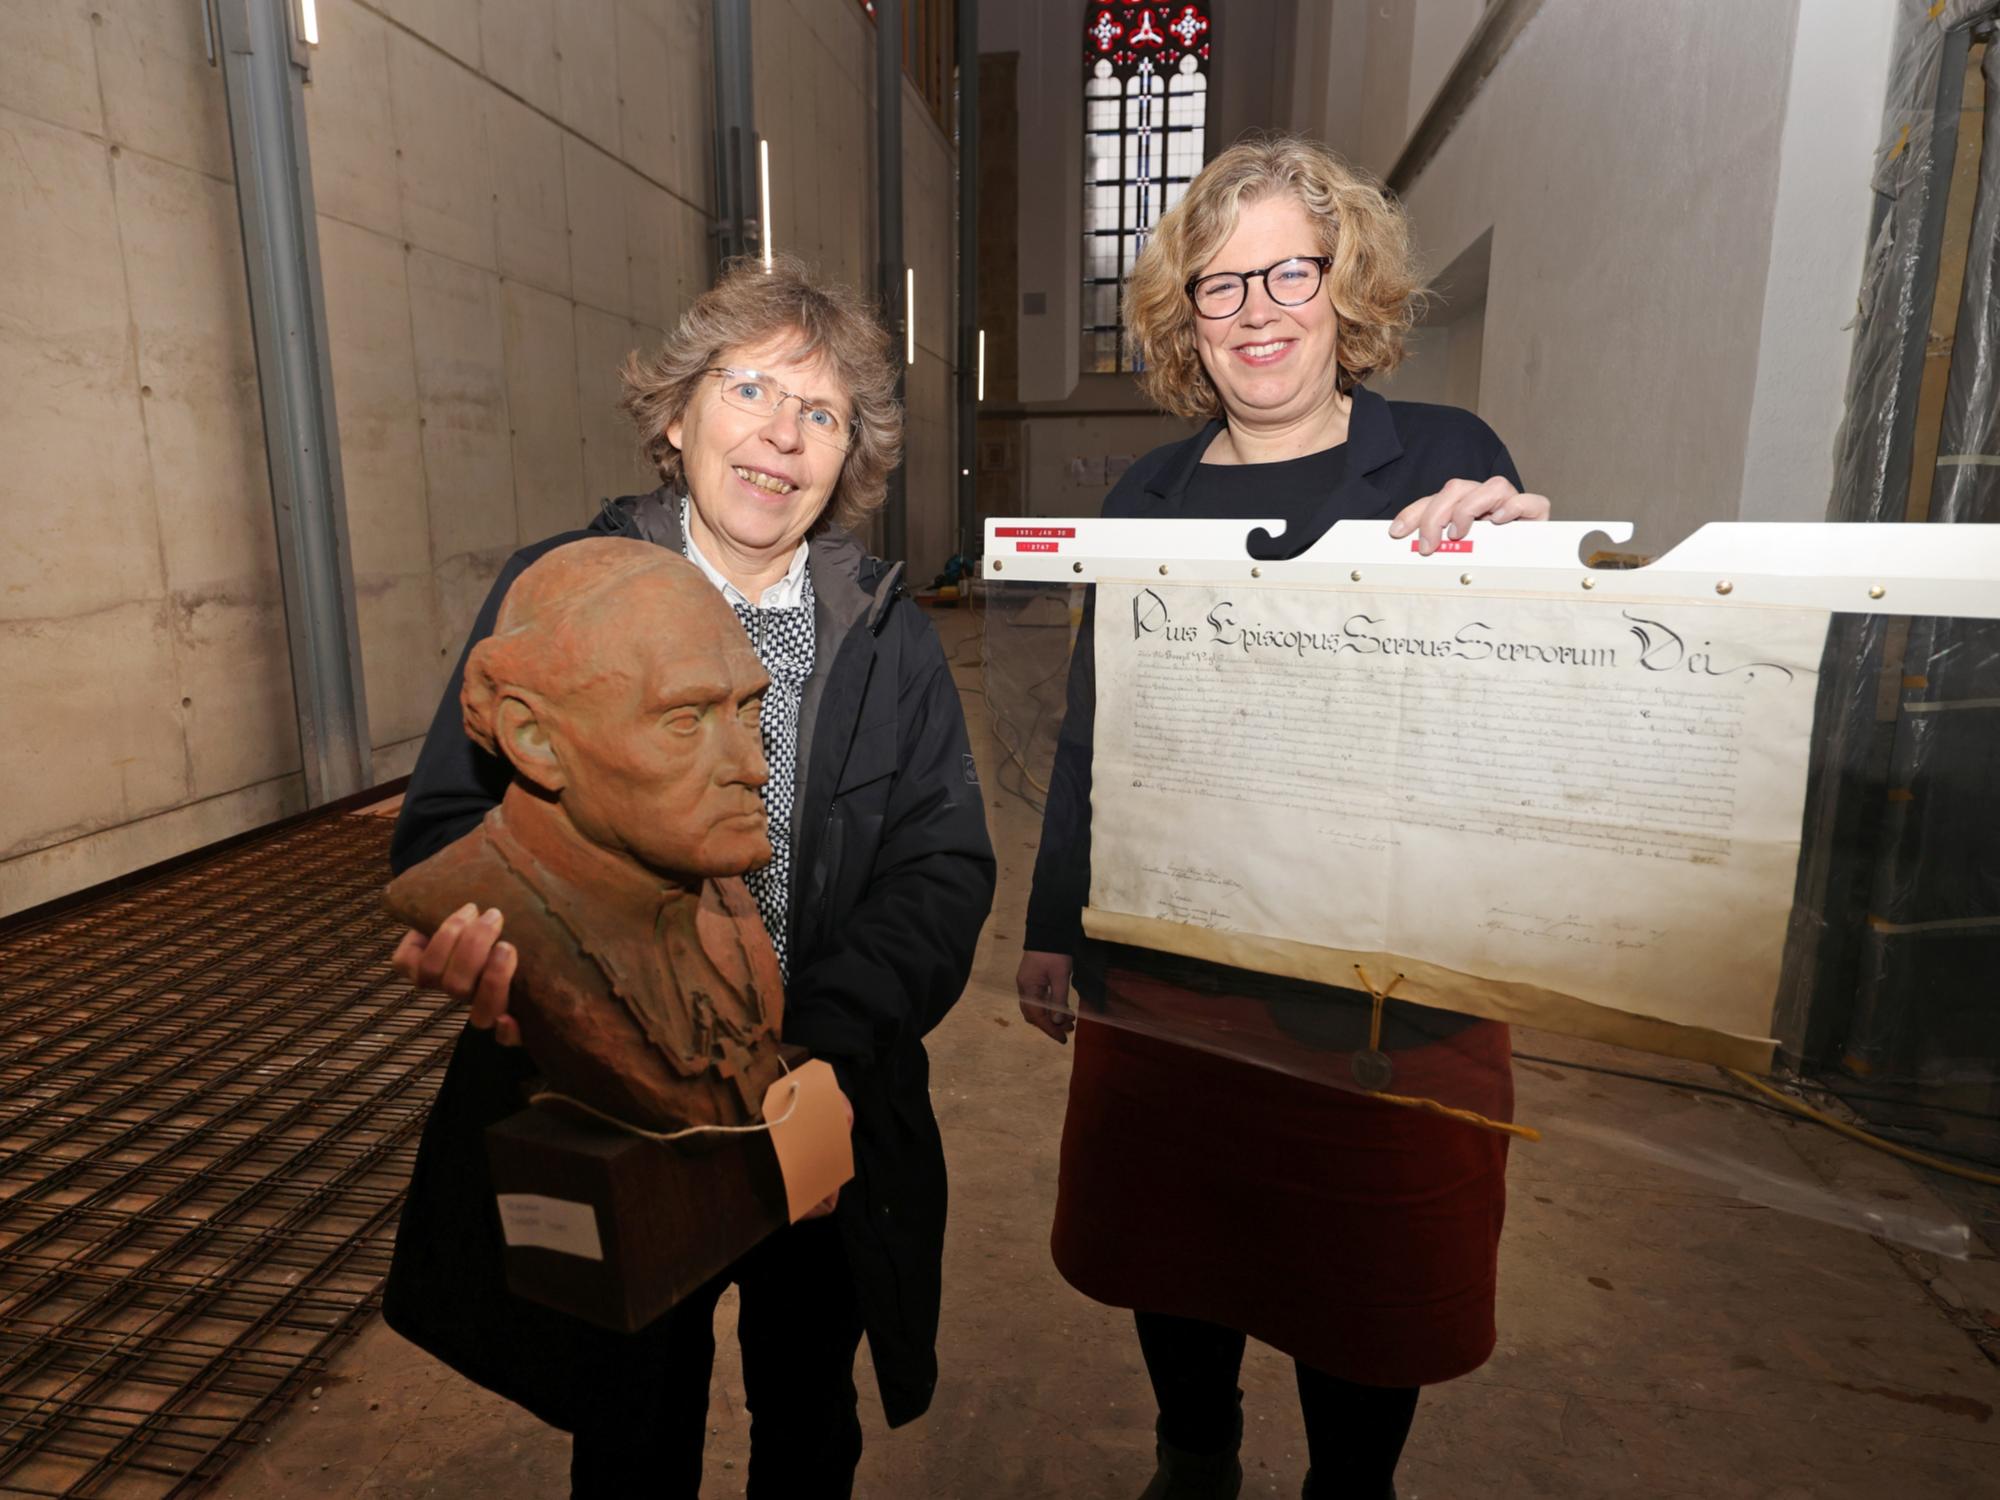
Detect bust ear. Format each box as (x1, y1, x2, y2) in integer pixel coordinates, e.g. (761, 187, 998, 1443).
(494, 694, 566, 794)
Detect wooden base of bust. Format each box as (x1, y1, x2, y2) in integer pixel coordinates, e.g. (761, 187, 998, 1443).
(484, 1103, 789, 1333)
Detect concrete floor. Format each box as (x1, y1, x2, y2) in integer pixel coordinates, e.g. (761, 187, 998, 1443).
(214, 606, 2000, 1499)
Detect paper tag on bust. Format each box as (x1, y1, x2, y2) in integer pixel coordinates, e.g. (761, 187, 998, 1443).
(495, 1193, 605, 1260)
(762, 1060, 856, 1222)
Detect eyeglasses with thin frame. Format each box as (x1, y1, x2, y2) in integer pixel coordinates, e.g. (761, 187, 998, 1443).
(706, 367, 855, 450)
(1184, 256, 1335, 320)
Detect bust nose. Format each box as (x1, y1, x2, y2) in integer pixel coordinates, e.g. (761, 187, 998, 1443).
(726, 706, 770, 789)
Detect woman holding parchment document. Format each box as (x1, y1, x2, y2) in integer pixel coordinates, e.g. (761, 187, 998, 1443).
(1015, 137, 1552, 1499)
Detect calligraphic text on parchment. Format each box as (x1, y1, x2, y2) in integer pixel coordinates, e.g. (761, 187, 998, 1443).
(1089, 583, 1831, 1048)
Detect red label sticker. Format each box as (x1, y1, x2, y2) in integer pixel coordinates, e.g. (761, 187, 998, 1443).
(1014, 541, 1061, 553)
(1413, 538, 1474, 554)
(994, 526, 1078, 539)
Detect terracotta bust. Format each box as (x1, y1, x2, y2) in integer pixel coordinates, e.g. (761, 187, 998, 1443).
(386, 538, 788, 1133)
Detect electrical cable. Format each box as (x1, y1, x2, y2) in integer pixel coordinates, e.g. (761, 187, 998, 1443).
(950, 602, 1064, 808)
(1513, 1050, 2000, 1176)
(1724, 1068, 2000, 1188)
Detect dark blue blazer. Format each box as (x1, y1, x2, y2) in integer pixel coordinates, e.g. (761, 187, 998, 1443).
(1024, 387, 1522, 954)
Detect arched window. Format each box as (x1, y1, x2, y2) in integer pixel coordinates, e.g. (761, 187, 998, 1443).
(1082, 6, 1213, 373)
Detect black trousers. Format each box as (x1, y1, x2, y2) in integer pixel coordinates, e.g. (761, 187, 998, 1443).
(1134, 1310, 1419, 1495)
(568, 1217, 865, 1500)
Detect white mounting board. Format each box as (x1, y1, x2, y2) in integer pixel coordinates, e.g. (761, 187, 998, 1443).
(983, 519, 2000, 618)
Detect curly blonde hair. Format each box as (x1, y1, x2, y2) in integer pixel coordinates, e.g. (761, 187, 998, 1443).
(621, 255, 902, 531)
(1126, 135, 1423, 418)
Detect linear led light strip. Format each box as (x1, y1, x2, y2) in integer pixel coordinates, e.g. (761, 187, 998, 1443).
(759, 138, 773, 271)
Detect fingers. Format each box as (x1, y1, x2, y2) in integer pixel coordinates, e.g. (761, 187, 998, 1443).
(1447, 480, 1506, 540)
(1388, 477, 1482, 552)
(1015, 952, 1077, 1045)
(438, 906, 505, 999)
(404, 906, 519, 1031)
(1388, 477, 1550, 553)
(468, 940, 518, 1032)
(412, 903, 478, 989)
(1018, 996, 1076, 1044)
(391, 929, 427, 983)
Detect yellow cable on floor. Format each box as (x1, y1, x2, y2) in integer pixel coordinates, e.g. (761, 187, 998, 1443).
(1723, 1068, 2000, 1188)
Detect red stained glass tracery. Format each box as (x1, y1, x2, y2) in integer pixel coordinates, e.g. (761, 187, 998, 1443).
(1082, 5, 1212, 374)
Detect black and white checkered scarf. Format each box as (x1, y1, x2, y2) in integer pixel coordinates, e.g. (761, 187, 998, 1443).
(681, 502, 816, 977)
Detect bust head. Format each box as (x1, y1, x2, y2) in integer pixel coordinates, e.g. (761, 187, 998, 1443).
(461, 538, 773, 880)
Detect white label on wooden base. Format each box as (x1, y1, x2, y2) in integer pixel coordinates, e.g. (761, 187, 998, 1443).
(495, 1193, 605, 1260)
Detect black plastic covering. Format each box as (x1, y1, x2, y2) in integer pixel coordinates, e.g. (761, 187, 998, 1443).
(1792, 8, 1999, 1168)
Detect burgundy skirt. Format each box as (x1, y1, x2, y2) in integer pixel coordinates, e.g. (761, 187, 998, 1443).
(1050, 971, 1513, 1387)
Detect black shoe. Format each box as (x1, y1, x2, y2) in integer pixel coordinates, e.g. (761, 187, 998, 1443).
(1138, 1414, 1243, 1500)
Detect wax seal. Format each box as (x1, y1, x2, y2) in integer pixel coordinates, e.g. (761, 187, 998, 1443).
(1351, 1048, 1393, 1092)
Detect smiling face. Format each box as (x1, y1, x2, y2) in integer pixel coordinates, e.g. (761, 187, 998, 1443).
(1190, 193, 1343, 429)
(665, 334, 850, 581)
(543, 584, 774, 879)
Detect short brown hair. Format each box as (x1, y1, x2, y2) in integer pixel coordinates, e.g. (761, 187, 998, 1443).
(1126, 135, 1423, 419)
(621, 256, 902, 531)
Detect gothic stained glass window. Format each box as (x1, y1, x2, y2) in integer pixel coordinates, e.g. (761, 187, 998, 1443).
(1083, 5, 1212, 374)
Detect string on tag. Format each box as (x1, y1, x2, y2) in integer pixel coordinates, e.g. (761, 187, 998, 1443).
(527, 1055, 799, 1143)
(1351, 965, 1542, 1144)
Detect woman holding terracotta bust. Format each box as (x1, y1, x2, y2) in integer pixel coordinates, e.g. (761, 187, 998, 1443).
(387, 257, 996, 1499)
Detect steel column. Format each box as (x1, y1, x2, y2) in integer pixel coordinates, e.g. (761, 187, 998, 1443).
(877, 0, 908, 563)
(711, 0, 759, 265)
(215, 0, 370, 805)
(955, 0, 979, 564)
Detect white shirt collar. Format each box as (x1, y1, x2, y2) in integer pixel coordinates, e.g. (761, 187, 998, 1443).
(680, 496, 811, 609)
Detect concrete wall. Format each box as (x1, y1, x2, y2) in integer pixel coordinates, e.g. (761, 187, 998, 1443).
(1734, 0, 1902, 524)
(751, 0, 960, 581)
(3, 0, 313, 913)
(979, 0, 1079, 406)
(1305, 0, 1898, 552)
(1406, 0, 1485, 140)
(0, 0, 958, 913)
(974, 1, 1292, 518)
(309, 0, 715, 802)
(1391, 0, 1799, 549)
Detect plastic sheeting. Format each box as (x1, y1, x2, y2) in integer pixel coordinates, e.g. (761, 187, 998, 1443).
(1844, 39, 2000, 1090)
(983, 581, 1981, 1255)
(1797, 9, 1999, 1167)
(1830, 2, 1994, 526)
(974, 580, 1075, 816)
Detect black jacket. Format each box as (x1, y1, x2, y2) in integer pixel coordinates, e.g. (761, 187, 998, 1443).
(383, 490, 996, 1429)
(1024, 388, 1522, 957)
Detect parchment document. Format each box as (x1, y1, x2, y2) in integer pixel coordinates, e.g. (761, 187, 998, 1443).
(1084, 583, 1834, 1070)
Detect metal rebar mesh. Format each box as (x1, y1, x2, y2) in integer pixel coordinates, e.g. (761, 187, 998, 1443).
(0, 810, 456, 1497)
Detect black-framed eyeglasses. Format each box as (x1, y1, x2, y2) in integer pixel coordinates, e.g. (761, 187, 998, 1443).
(706, 368, 855, 450)
(1184, 256, 1334, 319)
